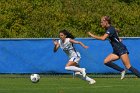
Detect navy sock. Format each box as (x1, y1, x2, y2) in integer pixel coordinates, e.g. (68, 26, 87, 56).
(105, 62, 124, 72)
(129, 66, 140, 78)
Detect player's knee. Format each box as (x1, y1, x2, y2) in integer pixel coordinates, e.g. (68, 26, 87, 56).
(104, 59, 109, 64)
(65, 66, 69, 70)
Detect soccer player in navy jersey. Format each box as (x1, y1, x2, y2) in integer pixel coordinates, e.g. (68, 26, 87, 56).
(88, 16, 140, 79)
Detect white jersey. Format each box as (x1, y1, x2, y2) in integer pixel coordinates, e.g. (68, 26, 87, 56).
(58, 38, 81, 58)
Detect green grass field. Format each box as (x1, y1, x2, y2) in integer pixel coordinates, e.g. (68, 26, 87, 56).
(0, 75, 140, 93)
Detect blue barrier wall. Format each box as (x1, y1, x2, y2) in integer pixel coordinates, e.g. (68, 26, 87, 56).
(0, 38, 140, 73)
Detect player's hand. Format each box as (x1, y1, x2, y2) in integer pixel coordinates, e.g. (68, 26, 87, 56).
(53, 39, 58, 45)
(119, 38, 122, 42)
(87, 32, 96, 38)
(87, 32, 93, 36)
(84, 46, 88, 49)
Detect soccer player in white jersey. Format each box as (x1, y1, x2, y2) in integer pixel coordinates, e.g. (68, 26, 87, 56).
(53, 29, 96, 84)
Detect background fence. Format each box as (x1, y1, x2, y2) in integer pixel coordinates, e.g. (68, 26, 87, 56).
(0, 38, 140, 74)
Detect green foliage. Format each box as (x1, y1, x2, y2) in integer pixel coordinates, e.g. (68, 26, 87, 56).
(0, 0, 140, 38)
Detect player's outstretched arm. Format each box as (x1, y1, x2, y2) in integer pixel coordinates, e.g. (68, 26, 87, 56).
(88, 32, 108, 41)
(53, 39, 60, 52)
(69, 39, 88, 49)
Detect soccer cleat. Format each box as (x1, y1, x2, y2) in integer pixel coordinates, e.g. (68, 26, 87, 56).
(89, 79, 96, 84)
(121, 70, 126, 80)
(75, 72, 82, 75)
(81, 68, 86, 77)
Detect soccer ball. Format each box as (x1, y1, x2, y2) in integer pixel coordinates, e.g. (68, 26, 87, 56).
(30, 74, 40, 83)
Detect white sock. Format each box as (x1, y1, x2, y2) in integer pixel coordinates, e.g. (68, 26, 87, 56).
(75, 72, 93, 82)
(65, 66, 82, 72)
(84, 76, 93, 82)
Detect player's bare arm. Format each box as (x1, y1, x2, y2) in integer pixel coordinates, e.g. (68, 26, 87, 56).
(88, 32, 108, 40)
(69, 39, 88, 49)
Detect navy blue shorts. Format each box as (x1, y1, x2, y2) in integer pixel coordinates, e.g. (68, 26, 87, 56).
(113, 47, 129, 57)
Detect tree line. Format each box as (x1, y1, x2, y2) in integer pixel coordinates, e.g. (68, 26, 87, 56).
(0, 0, 140, 38)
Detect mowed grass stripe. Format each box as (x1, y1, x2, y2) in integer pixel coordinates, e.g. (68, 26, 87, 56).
(0, 77, 139, 93)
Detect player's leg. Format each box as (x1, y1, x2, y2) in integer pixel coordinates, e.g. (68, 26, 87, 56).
(65, 57, 86, 77)
(74, 65, 96, 84)
(75, 72, 96, 84)
(120, 53, 140, 78)
(104, 53, 126, 79)
(104, 53, 125, 72)
(65, 61, 82, 71)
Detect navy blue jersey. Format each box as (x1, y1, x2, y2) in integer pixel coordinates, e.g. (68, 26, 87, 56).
(106, 26, 128, 56)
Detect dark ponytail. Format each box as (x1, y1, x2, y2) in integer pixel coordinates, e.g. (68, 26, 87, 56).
(59, 29, 75, 39)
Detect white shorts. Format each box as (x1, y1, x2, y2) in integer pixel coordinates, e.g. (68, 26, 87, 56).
(69, 57, 80, 63)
